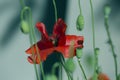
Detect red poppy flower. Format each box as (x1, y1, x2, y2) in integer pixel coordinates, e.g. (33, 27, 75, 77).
(26, 18, 84, 64)
(89, 73, 110, 80)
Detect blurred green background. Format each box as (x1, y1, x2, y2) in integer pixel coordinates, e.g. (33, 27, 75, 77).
(0, 0, 120, 80)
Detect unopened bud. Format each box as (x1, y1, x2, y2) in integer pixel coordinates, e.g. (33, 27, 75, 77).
(76, 15, 84, 31)
(76, 48, 83, 58)
(21, 20, 29, 34)
(95, 48, 100, 55)
(65, 58, 76, 73)
(104, 5, 111, 18)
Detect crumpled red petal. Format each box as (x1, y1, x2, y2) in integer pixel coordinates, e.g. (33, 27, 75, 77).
(36, 22, 49, 41)
(53, 18, 67, 39)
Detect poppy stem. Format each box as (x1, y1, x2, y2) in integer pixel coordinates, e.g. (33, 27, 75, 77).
(20, 6, 45, 80)
(20, 7, 40, 80)
(52, 0, 58, 22)
(78, 0, 82, 15)
(52, 63, 59, 74)
(104, 17, 118, 80)
(77, 59, 87, 80)
(59, 54, 73, 80)
(19, 0, 25, 8)
(59, 65, 62, 80)
(28, 8, 45, 80)
(61, 63, 73, 80)
(89, 0, 98, 80)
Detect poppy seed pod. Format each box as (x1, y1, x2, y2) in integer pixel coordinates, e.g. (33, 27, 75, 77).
(76, 48, 83, 58)
(21, 20, 30, 34)
(65, 58, 76, 73)
(76, 15, 84, 31)
(104, 5, 111, 18)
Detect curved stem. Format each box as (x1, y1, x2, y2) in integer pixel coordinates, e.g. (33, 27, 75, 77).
(21, 7, 40, 80)
(21, 7, 45, 80)
(104, 18, 118, 80)
(78, 0, 82, 15)
(89, 0, 98, 79)
(52, 63, 59, 74)
(29, 8, 45, 80)
(77, 59, 87, 80)
(52, 0, 58, 22)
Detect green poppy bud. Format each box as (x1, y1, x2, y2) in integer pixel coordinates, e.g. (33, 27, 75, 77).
(76, 48, 83, 58)
(95, 48, 100, 55)
(65, 58, 75, 73)
(76, 15, 84, 31)
(21, 20, 30, 34)
(45, 74, 57, 80)
(104, 5, 111, 18)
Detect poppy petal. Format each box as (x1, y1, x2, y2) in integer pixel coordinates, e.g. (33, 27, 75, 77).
(36, 22, 49, 41)
(26, 40, 54, 54)
(53, 18, 67, 38)
(65, 35, 84, 47)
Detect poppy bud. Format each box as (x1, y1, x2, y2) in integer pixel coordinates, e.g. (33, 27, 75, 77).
(65, 58, 76, 73)
(95, 48, 100, 55)
(76, 15, 84, 31)
(76, 48, 83, 58)
(45, 74, 57, 80)
(104, 5, 111, 18)
(21, 20, 30, 34)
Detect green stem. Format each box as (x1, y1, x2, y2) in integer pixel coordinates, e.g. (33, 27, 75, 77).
(52, 0, 58, 22)
(104, 18, 118, 80)
(78, 0, 82, 15)
(61, 63, 72, 80)
(89, 0, 98, 80)
(59, 65, 62, 80)
(21, 7, 45, 80)
(21, 7, 40, 80)
(77, 59, 87, 80)
(59, 55, 72, 80)
(19, 0, 25, 8)
(52, 63, 59, 74)
(29, 8, 45, 80)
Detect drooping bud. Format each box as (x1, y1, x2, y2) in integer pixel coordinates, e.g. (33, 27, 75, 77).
(76, 48, 83, 58)
(104, 5, 111, 19)
(76, 15, 84, 31)
(20, 20, 30, 34)
(65, 58, 76, 73)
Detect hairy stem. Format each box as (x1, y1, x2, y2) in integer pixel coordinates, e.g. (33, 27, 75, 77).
(104, 18, 118, 80)
(53, 0, 58, 22)
(89, 0, 98, 79)
(78, 0, 82, 15)
(77, 59, 87, 80)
